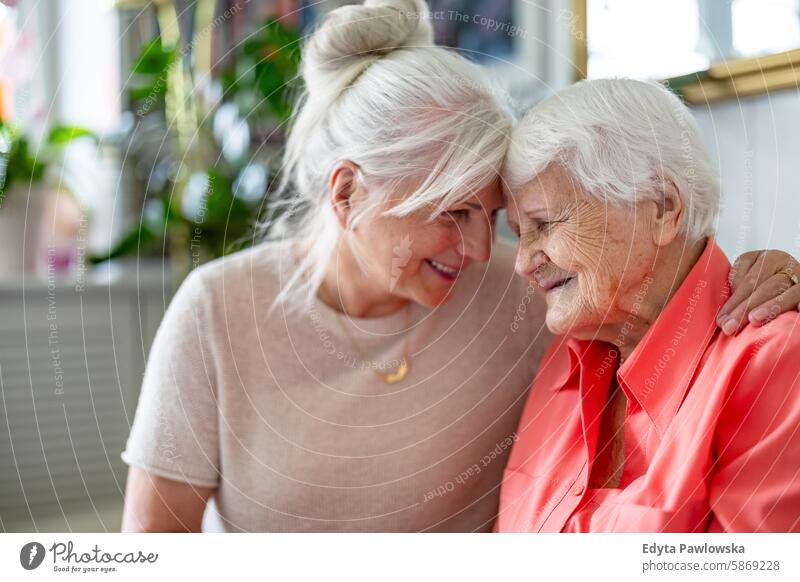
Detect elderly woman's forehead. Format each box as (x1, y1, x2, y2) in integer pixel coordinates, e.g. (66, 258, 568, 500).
(504, 186, 542, 223)
(506, 173, 563, 207)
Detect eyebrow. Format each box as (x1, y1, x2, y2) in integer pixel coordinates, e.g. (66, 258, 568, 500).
(523, 207, 549, 215)
(462, 202, 503, 212)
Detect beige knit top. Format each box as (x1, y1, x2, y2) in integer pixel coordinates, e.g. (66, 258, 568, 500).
(121, 239, 551, 531)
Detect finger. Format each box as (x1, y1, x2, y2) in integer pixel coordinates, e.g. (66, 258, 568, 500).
(727, 250, 761, 291)
(720, 274, 794, 335)
(756, 249, 798, 281)
(747, 283, 800, 327)
(718, 253, 770, 326)
(744, 275, 799, 324)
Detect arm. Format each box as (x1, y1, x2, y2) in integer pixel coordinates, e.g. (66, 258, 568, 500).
(708, 324, 800, 532)
(718, 249, 800, 335)
(120, 267, 221, 531)
(121, 468, 215, 532)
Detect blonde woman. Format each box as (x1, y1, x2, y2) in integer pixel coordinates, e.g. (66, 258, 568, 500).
(120, 0, 800, 532)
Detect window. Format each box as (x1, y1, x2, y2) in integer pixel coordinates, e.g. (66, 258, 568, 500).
(586, 0, 800, 80)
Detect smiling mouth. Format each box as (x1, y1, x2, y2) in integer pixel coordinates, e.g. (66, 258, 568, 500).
(425, 259, 461, 280)
(540, 275, 576, 292)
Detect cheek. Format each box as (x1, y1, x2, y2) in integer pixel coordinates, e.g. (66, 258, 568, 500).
(547, 213, 625, 279)
(356, 218, 411, 275)
(369, 221, 460, 285)
(542, 228, 595, 276)
(545, 224, 622, 319)
(410, 224, 460, 260)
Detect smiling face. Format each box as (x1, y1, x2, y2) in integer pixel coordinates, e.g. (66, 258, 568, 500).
(348, 178, 505, 309)
(506, 163, 656, 338)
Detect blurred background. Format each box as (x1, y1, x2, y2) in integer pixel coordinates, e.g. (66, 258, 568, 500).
(0, 0, 798, 532)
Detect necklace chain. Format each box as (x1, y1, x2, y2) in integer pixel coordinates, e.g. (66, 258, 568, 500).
(333, 304, 413, 384)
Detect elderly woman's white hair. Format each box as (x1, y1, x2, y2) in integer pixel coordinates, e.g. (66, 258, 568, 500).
(505, 78, 720, 241)
(268, 0, 512, 308)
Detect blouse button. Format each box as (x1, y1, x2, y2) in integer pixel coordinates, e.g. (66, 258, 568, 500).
(573, 485, 585, 496)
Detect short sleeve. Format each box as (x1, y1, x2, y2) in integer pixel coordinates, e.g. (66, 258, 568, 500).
(120, 267, 220, 487)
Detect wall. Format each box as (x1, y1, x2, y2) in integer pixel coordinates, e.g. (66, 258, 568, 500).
(692, 90, 800, 259)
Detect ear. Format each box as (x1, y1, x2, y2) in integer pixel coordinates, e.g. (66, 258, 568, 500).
(329, 160, 361, 230)
(649, 178, 684, 247)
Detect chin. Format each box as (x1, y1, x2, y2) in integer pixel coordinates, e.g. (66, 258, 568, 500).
(545, 308, 580, 336)
(420, 290, 454, 308)
(547, 310, 605, 340)
(410, 284, 456, 309)
(545, 316, 567, 335)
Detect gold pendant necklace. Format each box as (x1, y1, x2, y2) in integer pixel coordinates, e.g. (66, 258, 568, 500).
(383, 358, 409, 384)
(334, 304, 413, 384)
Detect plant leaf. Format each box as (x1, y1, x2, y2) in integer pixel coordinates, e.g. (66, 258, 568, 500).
(47, 126, 95, 145)
(132, 37, 177, 75)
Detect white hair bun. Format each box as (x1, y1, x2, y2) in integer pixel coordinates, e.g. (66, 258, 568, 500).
(303, 0, 434, 96)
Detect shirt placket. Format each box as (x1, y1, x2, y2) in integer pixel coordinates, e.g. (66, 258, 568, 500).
(539, 364, 610, 532)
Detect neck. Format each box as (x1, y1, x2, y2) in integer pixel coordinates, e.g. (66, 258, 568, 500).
(317, 237, 409, 318)
(600, 237, 708, 361)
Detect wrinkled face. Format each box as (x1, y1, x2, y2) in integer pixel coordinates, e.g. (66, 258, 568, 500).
(351, 179, 504, 308)
(506, 164, 654, 337)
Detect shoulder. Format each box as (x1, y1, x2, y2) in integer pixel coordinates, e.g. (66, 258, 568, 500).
(166, 241, 293, 329)
(726, 311, 800, 370)
(717, 311, 800, 411)
(188, 241, 291, 301)
(190, 241, 289, 290)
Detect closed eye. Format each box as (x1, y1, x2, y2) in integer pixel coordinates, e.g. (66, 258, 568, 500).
(518, 218, 562, 239)
(533, 217, 564, 232)
(442, 207, 502, 225)
(447, 209, 470, 220)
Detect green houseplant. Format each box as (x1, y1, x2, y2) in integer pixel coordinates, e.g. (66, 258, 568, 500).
(0, 122, 95, 273)
(96, 5, 301, 277)
(0, 122, 93, 201)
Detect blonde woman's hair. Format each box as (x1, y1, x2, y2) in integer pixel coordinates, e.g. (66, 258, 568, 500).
(266, 0, 513, 310)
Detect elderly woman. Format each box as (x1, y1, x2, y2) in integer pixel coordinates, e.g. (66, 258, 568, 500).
(497, 78, 800, 533)
(121, 1, 799, 532)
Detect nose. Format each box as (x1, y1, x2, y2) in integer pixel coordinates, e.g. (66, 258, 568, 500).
(457, 215, 494, 263)
(515, 244, 549, 280)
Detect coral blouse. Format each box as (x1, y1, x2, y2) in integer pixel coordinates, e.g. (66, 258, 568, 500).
(497, 240, 800, 532)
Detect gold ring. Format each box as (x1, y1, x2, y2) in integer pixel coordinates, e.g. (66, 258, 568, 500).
(777, 269, 800, 286)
